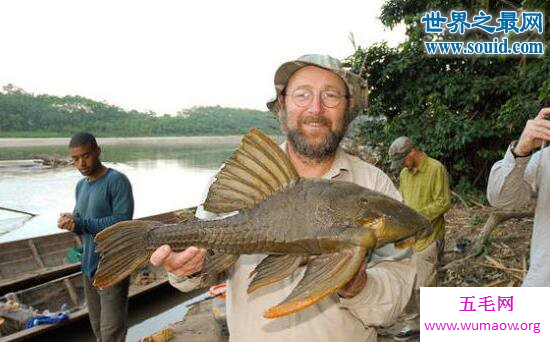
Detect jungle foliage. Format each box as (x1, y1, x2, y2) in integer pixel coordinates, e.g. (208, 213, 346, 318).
(0, 85, 280, 137)
(346, 0, 549, 195)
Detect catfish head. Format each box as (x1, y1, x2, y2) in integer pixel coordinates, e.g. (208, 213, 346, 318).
(325, 181, 433, 249)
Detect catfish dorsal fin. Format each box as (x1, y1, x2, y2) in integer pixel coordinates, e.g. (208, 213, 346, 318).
(203, 128, 299, 213)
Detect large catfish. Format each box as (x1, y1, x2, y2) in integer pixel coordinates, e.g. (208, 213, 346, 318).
(94, 128, 432, 318)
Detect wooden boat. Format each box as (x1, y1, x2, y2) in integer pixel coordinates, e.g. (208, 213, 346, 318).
(0, 264, 169, 341)
(0, 209, 193, 295)
(0, 233, 82, 295)
(0, 208, 196, 341)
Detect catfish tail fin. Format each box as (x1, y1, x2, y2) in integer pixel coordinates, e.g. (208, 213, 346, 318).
(93, 220, 161, 289)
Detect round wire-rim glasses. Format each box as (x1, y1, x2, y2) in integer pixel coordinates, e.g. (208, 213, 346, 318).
(283, 88, 350, 108)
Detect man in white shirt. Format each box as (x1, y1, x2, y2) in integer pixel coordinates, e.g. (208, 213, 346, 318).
(150, 54, 417, 341)
(487, 108, 550, 286)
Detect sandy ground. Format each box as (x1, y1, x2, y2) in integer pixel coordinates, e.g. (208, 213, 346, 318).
(0, 135, 246, 147)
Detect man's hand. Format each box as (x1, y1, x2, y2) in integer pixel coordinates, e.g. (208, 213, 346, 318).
(514, 108, 550, 157)
(337, 260, 368, 299)
(150, 245, 207, 277)
(57, 213, 75, 231)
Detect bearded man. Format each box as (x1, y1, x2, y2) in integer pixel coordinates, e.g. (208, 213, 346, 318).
(150, 55, 416, 342)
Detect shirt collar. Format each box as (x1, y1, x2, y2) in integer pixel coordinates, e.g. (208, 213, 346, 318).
(323, 147, 351, 179)
(416, 153, 427, 173)
(408, 152, 426, 175)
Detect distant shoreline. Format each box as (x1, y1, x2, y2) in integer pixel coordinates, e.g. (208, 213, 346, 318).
(0, 135, 248, 147)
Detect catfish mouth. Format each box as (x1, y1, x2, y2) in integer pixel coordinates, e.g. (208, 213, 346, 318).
(393, 236, 416, 249)
(394, 234, 415, 244)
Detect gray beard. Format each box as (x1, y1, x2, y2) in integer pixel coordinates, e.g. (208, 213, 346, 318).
(280, 110, 348, 163)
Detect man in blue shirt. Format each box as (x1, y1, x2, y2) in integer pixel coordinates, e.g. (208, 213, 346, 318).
(57, 132, 134, 342)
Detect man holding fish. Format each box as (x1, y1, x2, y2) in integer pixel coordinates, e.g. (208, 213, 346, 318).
(136, 55, 428, 341)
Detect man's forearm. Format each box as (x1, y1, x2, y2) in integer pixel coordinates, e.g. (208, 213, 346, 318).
(338, 257, 415, 327)
(418, 198, 451, 222)
(487, 147, 535, 209)
(74, 213, 131, 235)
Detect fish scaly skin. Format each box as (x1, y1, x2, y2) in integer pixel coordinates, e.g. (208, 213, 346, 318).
(144, 179, 427, 255)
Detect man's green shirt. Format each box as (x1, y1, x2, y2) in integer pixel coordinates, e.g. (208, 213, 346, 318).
(399, 153, 451, 250)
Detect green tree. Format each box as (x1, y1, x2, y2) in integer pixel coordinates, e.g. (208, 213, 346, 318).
(0, 87, 280, 137)
(346, 0, 549, 196)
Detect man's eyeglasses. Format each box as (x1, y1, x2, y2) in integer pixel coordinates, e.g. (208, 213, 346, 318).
(283, 88, 349, 108)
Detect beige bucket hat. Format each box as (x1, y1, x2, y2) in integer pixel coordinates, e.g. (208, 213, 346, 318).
(389, 136, 415, 171)
(266, 54, 368, 118)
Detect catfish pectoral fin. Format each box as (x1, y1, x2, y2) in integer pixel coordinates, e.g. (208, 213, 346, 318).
(263, 247, 366, 319)
(247, 255, 306, 294)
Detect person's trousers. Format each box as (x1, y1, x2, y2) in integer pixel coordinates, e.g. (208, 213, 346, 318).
(83, 274, 130, 342)
(403, 241, 439, 331)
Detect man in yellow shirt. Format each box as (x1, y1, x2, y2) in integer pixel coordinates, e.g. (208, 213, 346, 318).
(389, 136, 451, 341)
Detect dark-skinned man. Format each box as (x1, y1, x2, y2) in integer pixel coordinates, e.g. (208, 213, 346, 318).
(58, 132, 134, 342)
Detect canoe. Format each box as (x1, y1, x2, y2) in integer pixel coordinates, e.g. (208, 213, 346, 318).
(0, 233, 82, 295)
(0, 209, 193, 295)
(0, 264, 169, 341)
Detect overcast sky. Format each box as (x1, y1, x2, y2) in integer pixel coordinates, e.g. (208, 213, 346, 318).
(0, 0, 405, 114)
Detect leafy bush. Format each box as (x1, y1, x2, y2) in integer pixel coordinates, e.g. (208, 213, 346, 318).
(345, 0, 549, 196)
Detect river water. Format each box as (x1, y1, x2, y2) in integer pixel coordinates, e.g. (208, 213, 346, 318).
(0, 138, 241, 242)
(0, 137, 240, 341)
